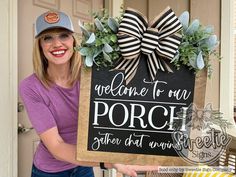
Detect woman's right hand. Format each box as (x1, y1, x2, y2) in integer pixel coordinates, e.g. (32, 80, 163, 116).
(109, 163, 159, 177)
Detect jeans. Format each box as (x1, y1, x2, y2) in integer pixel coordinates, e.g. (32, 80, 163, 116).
(31, 164, 94, 177)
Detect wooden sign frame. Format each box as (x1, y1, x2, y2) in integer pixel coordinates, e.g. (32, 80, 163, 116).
(76, 62, 207, 166)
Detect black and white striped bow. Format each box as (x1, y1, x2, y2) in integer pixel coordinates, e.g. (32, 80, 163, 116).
(115, 7, 182, 84)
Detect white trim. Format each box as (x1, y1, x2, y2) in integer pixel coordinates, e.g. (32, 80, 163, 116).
(11, 0, 18, 176)
(104, 0, 124, 18)
(0, 0, 18, 176)
(111, 0, 124, 17)
(220, 0, 236, 136)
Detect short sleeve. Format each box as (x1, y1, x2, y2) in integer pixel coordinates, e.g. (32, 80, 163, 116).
(19, 78, 57, 134)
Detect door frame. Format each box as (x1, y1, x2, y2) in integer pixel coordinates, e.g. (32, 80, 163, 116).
(0, 0, 18, 176)
(220, 0, 235, 130)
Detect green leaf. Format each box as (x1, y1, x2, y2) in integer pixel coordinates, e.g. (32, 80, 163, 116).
(204, 25, 214, 34)
(196, 51, 205, 69)
(179, 11, 189, 31)
(85, 55, 93, 67)
(93, 49, 102, 58)
(110, 34, 117, 43)
(79, 47, 90, 56)
(95, 39, 103, 46)
(186, 19, 200, 35)
(189, 53, 197, 69)
(108, 17, 119, 33)
(86, 33, 96, 44)
(103, 43, 113, 53)
(94, 18, 104, 31)
(206, 35, 218, 51)
(103, 51, 111, 62)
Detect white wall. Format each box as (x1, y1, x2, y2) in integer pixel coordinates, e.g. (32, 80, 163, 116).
(0, 0, 18, 176)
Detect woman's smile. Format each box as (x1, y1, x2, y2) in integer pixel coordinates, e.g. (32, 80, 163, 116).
(51, 49, 67, 58)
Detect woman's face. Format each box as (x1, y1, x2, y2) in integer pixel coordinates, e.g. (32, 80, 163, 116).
(39, 28, 74, 66)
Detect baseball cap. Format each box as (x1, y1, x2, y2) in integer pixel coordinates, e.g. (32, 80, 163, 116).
(35, 11, 74, 38)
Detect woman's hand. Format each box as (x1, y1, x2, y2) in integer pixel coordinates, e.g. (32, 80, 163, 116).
(112, 164, 159, 177)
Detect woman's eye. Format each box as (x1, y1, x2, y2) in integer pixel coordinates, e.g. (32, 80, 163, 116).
(43, 35, 53, 42)
(60, 33, 70, 40)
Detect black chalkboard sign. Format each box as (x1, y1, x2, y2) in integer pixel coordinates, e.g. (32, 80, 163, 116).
(77, 55, 206, 165)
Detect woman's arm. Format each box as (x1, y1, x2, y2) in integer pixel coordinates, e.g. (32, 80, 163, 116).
(39, 127, 98, 166)
(40, 127, 159, 177)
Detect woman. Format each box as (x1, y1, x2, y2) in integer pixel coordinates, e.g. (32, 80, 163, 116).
(20, 10, 158, 177)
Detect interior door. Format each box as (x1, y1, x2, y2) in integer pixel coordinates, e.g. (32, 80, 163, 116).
(18, 1, 103, 177)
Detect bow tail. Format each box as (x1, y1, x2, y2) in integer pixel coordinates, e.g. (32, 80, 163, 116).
(160, 59, 174, 73)
(147, 52, 173, 81)
(114, 56, 141, 84)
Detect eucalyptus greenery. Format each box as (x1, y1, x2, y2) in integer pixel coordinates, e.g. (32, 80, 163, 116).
(76, 9, 123, 68)
(77, 9, 220, 77)
(172, 11, 220, 77)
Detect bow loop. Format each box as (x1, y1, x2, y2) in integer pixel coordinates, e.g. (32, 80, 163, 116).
(150, 7, 182, 38)
(156, 33, 182, 59)
(118, 8, 148, 39)
(118, 34, 141, 60)
(115, 7, 182, 84)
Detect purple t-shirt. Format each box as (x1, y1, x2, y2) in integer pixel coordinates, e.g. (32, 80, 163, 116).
(19, 74, 80, 172)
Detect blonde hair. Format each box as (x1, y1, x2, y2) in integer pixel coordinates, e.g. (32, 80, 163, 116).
(33, 32, 81, 88)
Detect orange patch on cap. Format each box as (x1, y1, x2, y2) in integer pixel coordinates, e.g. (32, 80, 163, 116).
(44, 12, 60, 24)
